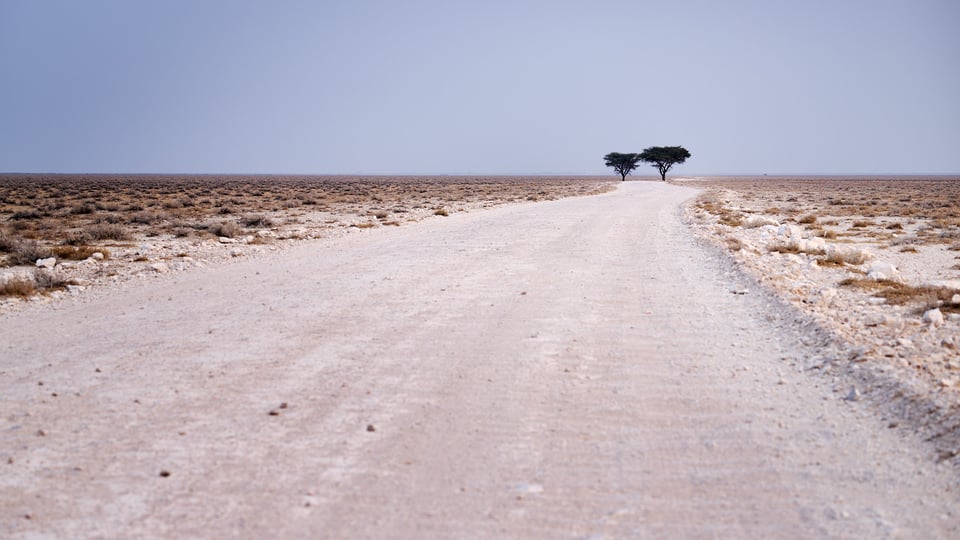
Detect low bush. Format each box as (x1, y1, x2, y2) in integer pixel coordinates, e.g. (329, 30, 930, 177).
(84, 223, 130, 241)
(51, 245, 110, 260)
(5, 240, 52, 266)
(209, 221, 241, 238)
(242, 214, 274, 228)
(0, 275, 35, 297)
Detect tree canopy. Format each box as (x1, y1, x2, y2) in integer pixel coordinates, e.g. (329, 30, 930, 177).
(603, 152, 642, 181)
(638, 146, 691, 181)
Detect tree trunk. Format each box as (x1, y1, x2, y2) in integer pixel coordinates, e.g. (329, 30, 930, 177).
(621, 173, 626, 181)
(660, 171, 666, 181)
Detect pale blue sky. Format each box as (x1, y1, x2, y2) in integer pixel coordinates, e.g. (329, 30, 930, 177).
(1, 0, 958, 175)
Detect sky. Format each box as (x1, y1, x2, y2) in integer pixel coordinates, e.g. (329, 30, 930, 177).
(1, 0, 958, 175)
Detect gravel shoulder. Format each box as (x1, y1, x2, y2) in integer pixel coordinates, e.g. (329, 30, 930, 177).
(1, 182, 958, 538)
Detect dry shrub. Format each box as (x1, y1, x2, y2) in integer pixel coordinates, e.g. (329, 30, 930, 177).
(209, 221, 241, 238)
(0, 270, 75, 297)
(798, 214, 818, 224)
(70, 203, 96, 215)
(434, 208, 449, 217)
(0, 229, 16, 252)
(5, 240, 52, 266)
(129, 211, 164, 225)
(838, 278, 957, 306)
(33, 270, 75, 292)
(52, 245, 110, 260)
(0, 275, 35, 297)
(242, 214, 274, 228)
(85, 223, 130, 241)
(11, 210, 44, 220)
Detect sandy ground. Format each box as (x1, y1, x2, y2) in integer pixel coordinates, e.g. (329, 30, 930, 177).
(2, 182, 958, 538)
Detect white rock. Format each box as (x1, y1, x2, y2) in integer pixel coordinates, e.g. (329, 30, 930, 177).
(845, 387, 861, 401)
(743, 215, 779, 228)
(867, 271, 888, 281)
(922, 308, 944, 327)
(149, 262, 169, 273)
(229, 248, 243, 257)
(868, 260, 898, 277)
(256, 229, 276, 237)
(35, 257, 56, 268)
(91, 252, 105, 260)
(952, 294, 960, 305)
(778, 224, 803, 240)
(218, 237, 238, 244)
(798, 237, 826, 253)
(816, 287, 837, 306)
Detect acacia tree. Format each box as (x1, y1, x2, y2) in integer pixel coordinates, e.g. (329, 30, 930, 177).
(639, 146, 691, 181)
(603, 152, 642, 181)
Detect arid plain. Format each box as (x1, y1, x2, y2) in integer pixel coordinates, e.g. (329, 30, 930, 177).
(682, 176, 960, 461)
(0, 174, 614, 309)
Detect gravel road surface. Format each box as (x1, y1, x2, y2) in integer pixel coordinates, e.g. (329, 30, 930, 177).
(2, 182, 957, 538)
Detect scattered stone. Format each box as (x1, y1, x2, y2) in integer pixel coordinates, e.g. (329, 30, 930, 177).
(218, 237, 238, 244)
(159, 470, 171, 477)
(845, 387, 861, 402)
(149, 262, 169, 274)
(952, 294, 960, 305)
(743, 215, 779, 228)
(847, 346, 870, 361)
(896, 338, 914, 349)
(366, 424, 376, 432)
(35, 257, 56, 269)
(811, 288, 837, 306)
(868, 260, 899, 277)
(922, 308, 944, 327)
(229, 248, 243, 257)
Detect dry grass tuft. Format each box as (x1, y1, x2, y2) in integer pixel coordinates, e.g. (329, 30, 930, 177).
(838, 277, 957, 307)
(51, 245, 110, 260)
(0, 270, 77, 297)
(0, 275, 36, 297)
(797, 214, 818, 224)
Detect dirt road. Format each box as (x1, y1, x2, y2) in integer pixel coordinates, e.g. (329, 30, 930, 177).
(2, 182, 957, 538)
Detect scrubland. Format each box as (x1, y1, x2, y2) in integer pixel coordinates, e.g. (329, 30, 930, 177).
(685, 176, 960, 457)
(0, 174, 613, 306)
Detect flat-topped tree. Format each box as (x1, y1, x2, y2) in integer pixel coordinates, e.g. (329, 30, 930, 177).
(639, 146, 691, 181)
(603, 152, 642, 181)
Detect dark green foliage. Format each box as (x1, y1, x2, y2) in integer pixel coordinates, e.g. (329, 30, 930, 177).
(638, 146, 692, 181)
(603, 152, 642, 181)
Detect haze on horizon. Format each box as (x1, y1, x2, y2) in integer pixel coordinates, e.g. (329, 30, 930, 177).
(1, 0, 958, 176)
